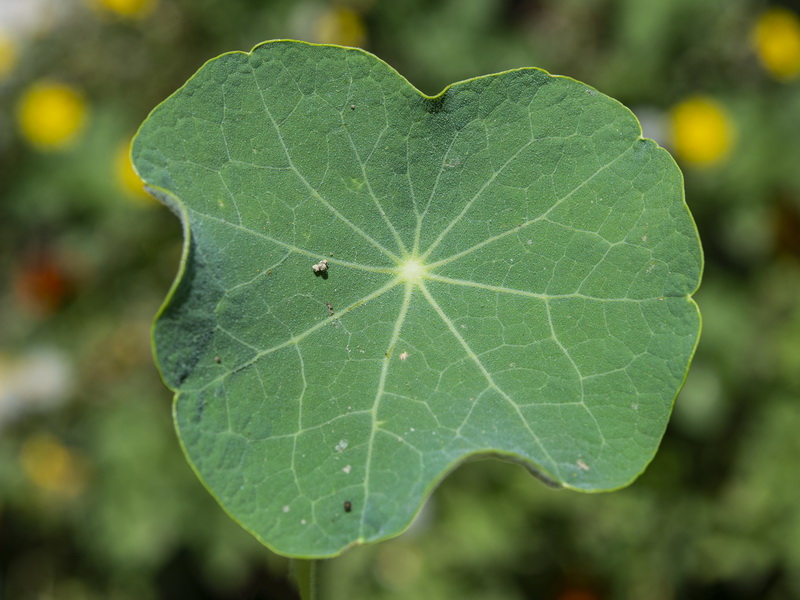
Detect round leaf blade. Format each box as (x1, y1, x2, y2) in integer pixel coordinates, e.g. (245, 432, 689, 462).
(132, 40, 702, 558)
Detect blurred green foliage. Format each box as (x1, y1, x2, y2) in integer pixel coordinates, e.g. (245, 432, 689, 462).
(2, 0, 800, 598)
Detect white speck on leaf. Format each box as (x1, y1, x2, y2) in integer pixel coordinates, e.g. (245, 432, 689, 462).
(282, 505, 290, 513)
(335, 439, 348, 453)
(343, 465, 352, 474)
(300, 519, 307, 525)
(311, 259, 328, 274)
(399, 351, 409, 360)
(577, 459, 590, 471)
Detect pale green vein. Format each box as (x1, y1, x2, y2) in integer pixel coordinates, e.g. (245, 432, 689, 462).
(360, 281, 415, 540)
(248, 64, 401, 263)
(244, 277, 397, 360)
(426, 144, 633, 268)
(404, 133, 421, 227)
(185, 278, 402, 394)
(192, 210, 395, 274)
(420, 137, 534, 261)
(222, 380, 233, 433)
(340, 115, 408, 257)
(424, 274, 643, 302)
(543, 299, 604, 444)
(248, 363, 272, 439)
(415, 129, 462, 253)
(215, 323, 262, 354)
(301, 409, 373, 435)
(293, 344, 308, 434)
(418, 282, 561, 479)
(226, 251, 291, 293)
(217, 169, 243, 226)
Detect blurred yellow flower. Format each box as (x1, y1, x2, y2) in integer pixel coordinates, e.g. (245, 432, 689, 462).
(669, 96, 734, 168)
(20, 433, 88, 498)
(87, 0, 157, 19)
(315, 6, 367, 47)
(16, 81, 88, 151)
(752, 7, 800, 81)
(0, 34, 18, 81)
(115, 139, 153, 203)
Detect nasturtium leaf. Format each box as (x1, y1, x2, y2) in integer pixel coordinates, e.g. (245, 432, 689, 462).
(132, 40, 702, 558)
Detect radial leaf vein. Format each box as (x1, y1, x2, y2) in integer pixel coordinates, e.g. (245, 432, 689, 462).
(360, 282, 415, 539)
(427, 144, 632, 267)
(425, 274, 646, 302)
(192, 210, 395, 274)
(248, 64, 401, 263)
(421, 137, 534, 261)
(415, 130, 462, 252)
(340, 114, 409, 257)
(186, 278, 402, 394)
(418, 282, 560, 478)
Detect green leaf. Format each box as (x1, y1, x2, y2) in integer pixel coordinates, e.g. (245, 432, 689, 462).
(132, 40, 702, 558)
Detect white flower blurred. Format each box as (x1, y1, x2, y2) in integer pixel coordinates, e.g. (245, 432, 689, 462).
(0, 347, 75, 428)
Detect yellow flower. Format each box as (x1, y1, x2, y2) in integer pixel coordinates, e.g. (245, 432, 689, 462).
(315, 7, 367, 47)
(20, 433, 88, 498)
(86, 0, 157, 19)
(752, 7, 800, 81)
(669, 96, 734, 168)
(16, 81, 88, 151)
(115, 138, 153, 203)
(0, 34, 18, 81)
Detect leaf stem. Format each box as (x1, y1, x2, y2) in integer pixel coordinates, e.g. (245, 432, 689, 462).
(291, 559, 318, 600)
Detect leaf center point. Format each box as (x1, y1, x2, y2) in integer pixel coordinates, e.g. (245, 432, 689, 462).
(398, 257, 427, 284)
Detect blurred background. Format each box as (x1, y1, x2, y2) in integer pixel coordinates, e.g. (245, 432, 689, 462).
(2, 0, 800, 598)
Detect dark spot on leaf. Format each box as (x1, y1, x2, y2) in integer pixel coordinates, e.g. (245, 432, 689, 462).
(214, 356, 221, 364)
(326, 302, 334, 316)
(343, 501, 352, 513)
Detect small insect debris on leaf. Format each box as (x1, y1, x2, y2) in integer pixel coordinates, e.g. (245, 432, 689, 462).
(311, 259, 329, 277)
(214, 356, 221, 364)
(343, 500, 352, 513)
(326, 302, 334, 316)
